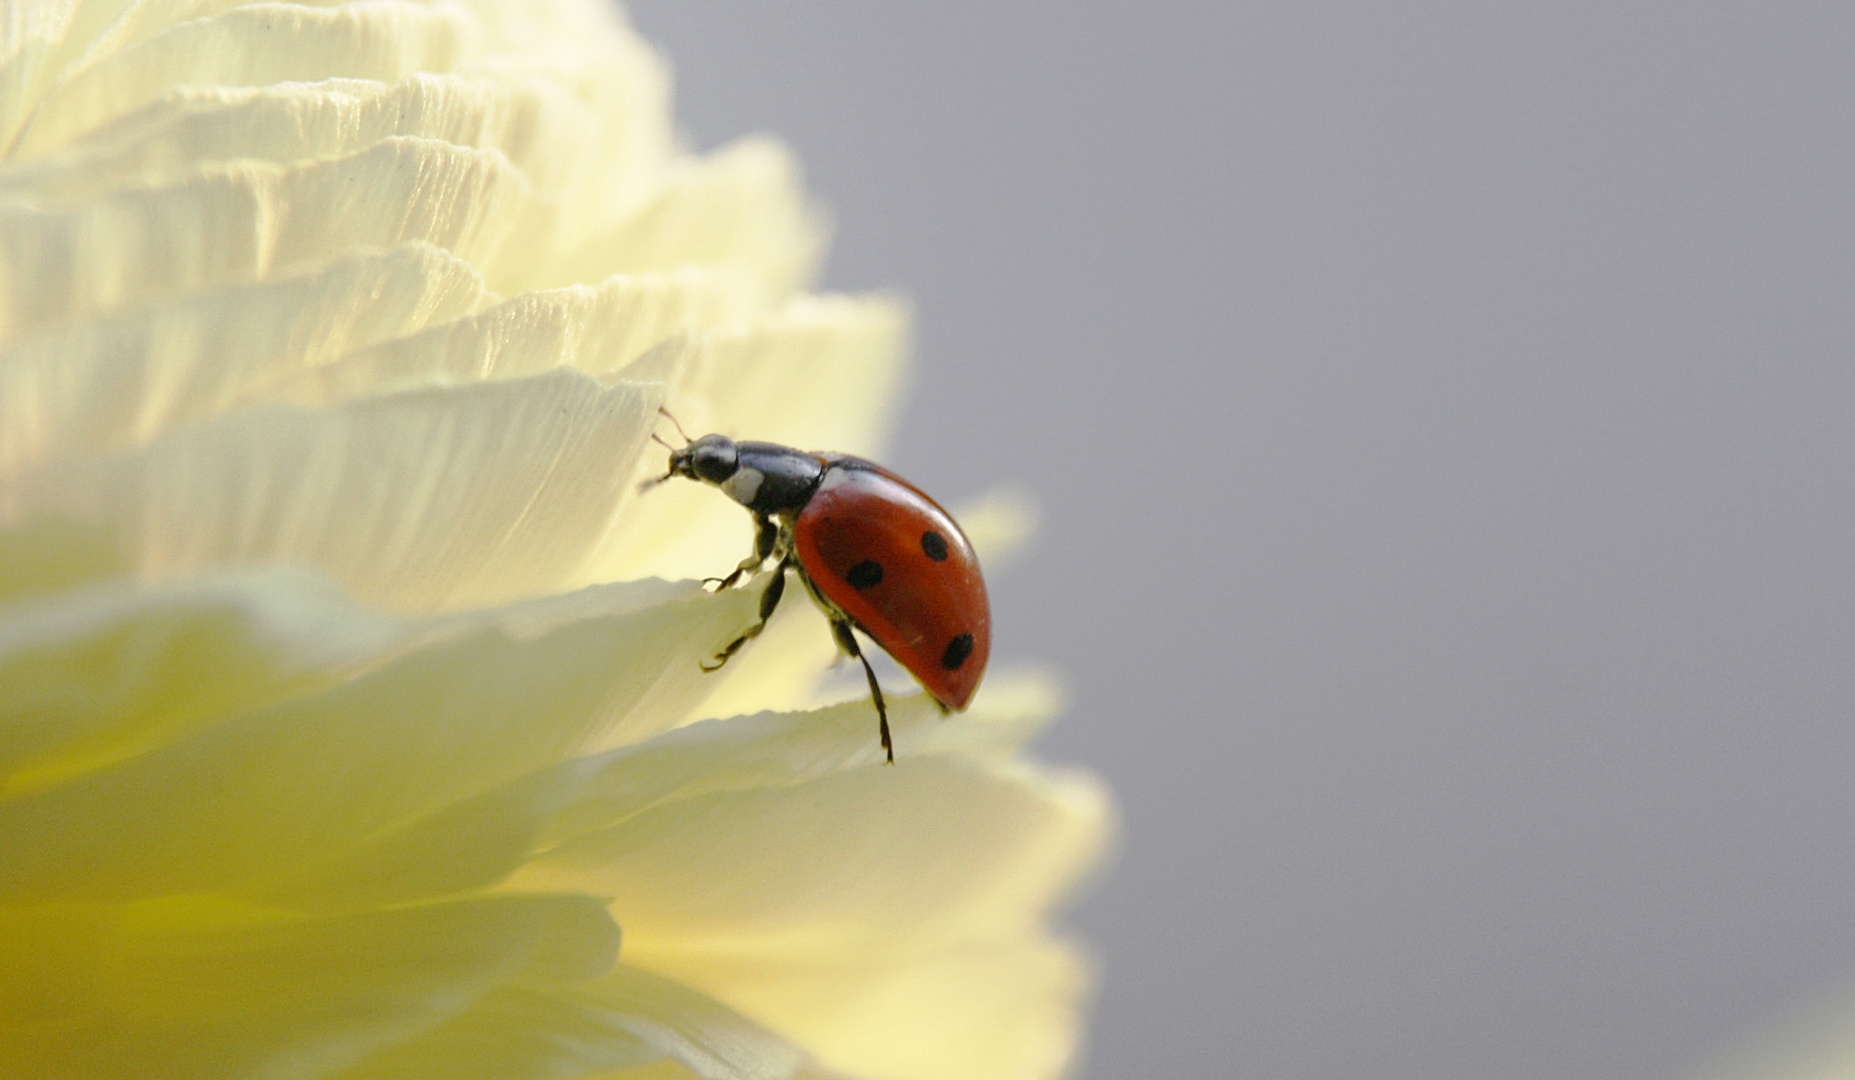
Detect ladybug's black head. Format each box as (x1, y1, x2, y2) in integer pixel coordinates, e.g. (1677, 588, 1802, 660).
(668, 433, 739, 485)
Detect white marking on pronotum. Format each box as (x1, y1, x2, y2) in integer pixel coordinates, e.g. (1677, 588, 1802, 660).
(723, 465, 764, 504)
(818, 467, 853, 492)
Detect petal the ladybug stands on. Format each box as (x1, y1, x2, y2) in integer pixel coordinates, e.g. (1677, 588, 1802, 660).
(646, 417, 990, 763)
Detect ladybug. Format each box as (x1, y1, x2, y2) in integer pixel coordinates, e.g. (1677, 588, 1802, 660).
(648, 419, 990, 762)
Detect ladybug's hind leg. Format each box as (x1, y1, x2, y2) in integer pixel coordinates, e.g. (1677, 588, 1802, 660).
(702, 555, 789, 672)
(831, 618, 893, 765)
(706, 514, 779, 591)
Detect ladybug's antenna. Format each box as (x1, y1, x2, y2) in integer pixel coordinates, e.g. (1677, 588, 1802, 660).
(639, 431, 681, 492)
(657, 406, 693, 446)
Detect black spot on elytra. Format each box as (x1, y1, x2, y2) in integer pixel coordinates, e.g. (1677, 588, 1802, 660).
(920, 530, 949, 561)
(941, 632, 975, 670)
(845, 560, 884, 589)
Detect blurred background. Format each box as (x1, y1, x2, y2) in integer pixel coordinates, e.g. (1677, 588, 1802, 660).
(620, 4, 1855, 1079)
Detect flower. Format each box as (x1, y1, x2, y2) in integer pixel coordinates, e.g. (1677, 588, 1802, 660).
(0, 3, 1109, 1080)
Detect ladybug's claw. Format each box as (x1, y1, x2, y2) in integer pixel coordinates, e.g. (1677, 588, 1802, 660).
(705, 562, 755, 591)
(701, 558, 789, 673)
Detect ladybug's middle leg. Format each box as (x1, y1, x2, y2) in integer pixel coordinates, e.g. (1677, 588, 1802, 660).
(706, 514, 779, 591)
(702, 555, 789, 672)
(831, 618, 893, 765)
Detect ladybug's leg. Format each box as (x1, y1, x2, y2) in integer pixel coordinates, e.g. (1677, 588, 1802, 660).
(702, 555, 789, 672)
(706, 514, 779, 591)
(831, 618, 893, 765)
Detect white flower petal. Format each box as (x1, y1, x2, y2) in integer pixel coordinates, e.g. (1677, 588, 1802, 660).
(537, 682, 1061, 849)
(0, 893, 618, 1080)
(0, 0, 79, 150)
(3, 369, 661, 610)
(0, 135, 543, 344)
(276, 269, 753, 407)
(14, 1, 477, 158)
(686, 938, 1089, 1080)
(0, 69, 625, 204)
(690, 295, 909, 453)
(537, 758, 1107, 959)
(0, 567, 399, 791)
(0, 517, 123, 606)
(526, 748, 1107, 1080)
(260, 670, 1060, 912)
(550, 138, 820, 301)
(340, 963, 808, 1080)
(0, 577, 761, 904)
(0, 243, 489, 472)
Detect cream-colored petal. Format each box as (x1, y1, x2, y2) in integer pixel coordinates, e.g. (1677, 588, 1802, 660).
(672, 939, 1089, 1080)
(579, 965, 808, 1080)
(2, 370, 661, 611)
(0, 578, 760, 904)
(1, 71, 590, 201)
(593, 294, 909, 585)
(441, 0, 631, 56)
(0, 892, 618, 1080)
(0, 568, 399, 793)
(0, 136, 544, 345)
(0, 0, 79, 151)
(688, 294, 909, 455)
(336, 985, 661, 1080)
(464, 43, 674, 230)
(341, 964, 808, 1080)
(0, 243, 489, 473)
(533, 752, 1106, 1080)
(276, 270, 754, 407)
(13, 1, 478, 158)
(533, 757, 1107, 960)
(548, 138, 821, 301)
(0, 517, 124, 606)
(270, 673, 1060, 911)
(536, 679, 1061, 851)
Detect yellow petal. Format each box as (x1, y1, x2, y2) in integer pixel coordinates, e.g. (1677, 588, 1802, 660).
(0, 0, 80, 151)
(535, 684, 1060, 851)
(0, 136, 542, 345)
(0, 518, 123, 606)
(13, 1, 476, 158)
(539, 758, 1107, 960)
(0, 892, 618, 1080)
(287, 677, 1060, 912)
(0, 60, 666, 207)
(0, 243, 489, 472)
(550, 138, 821, 302)
(277, 269, 753, 407)
(528, 746, 1108, 1080)
(340, 963, 807, 1080)
(0, 578, 759, 904)
(3, 370, 660, 610)
(669, 939, 1090, 1080)
(0, 568, 398, 793)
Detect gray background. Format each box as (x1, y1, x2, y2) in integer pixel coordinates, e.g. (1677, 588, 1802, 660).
(619, 4, 1855, 1079)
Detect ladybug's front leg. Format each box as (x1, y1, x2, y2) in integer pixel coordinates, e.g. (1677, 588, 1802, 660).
(706, 514, 779, 591)
(831, 619, 893, 765)
(702, 556, 789, 672)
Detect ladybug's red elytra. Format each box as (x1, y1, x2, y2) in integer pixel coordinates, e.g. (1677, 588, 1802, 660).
(648, 426, 990, 763)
